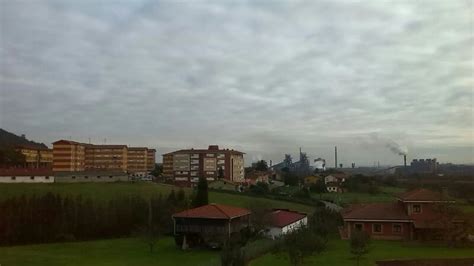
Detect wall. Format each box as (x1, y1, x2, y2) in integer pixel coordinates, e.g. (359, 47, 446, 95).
(345, 221, 411, 240)
(0, 175, 54, 183)
(54, 173, 129, 183)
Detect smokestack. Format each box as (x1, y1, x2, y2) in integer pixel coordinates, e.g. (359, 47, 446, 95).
(404, 155, 407, 168)
(334, 146, 338, 169)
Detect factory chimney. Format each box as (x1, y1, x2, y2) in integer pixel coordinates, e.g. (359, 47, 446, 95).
(334, 146, 338, 169)
(404, 155, 407, 168)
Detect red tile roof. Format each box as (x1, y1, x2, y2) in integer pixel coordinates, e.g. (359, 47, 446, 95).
(397, 188, 451, 202)
(52, 140, 84, 145)
(172, 204, 251, 219)
(342, 203, 411, 221)
(268, 209, 307, 228)
(163, 147, 244, 156)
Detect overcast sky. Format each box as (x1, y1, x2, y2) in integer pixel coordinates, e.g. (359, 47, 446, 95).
(1, 0, 472, 166)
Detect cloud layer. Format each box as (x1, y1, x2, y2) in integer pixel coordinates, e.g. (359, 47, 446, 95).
(1, 0, 472, 165)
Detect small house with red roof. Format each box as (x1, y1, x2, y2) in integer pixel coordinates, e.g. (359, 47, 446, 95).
(340, 188, 466, 241)
(172, 203, 251, 249)
(265, 209, 307, 239)
(0, 168, 54, 183)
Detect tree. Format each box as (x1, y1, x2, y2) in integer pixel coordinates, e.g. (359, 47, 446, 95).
(150, 163, 163, 178)
(192, 177, 208, 207)
(246, 200, 271, 237)
(255, 160, 268, 171)
(218, 166, 224, 179)
(283, 227, 326, 266)
(350, 230, 370, 266)
(283, 172, 299, 186)
(249, 182, 269, 195)
(310, 178, 327, 195)
(136, 198, 161, 253)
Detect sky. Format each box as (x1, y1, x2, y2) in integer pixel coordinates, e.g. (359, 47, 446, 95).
(0, 0, 473, 166)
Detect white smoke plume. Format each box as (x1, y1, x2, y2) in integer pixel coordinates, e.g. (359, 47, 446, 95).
(386, 140, 408, 156)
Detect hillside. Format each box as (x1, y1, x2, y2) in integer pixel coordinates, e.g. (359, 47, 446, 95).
(0, 128, 48, 149)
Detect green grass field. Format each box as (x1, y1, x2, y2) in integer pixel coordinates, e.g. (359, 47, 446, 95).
(314, 186, 406, 205)
(0, 237, 220, 266)
(250, 238, 474, 266)
(0, 182, 315, 214)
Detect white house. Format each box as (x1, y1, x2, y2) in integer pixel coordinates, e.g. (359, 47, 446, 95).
(324, 174, 347, 193)
(266, 209, 307, 239)
(0, 168, 54, 183)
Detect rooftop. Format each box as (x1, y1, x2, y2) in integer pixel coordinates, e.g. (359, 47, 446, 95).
(342, 202, 411, 221)
(163, 145, 244, 156)
(0, 168, 53, 176)
(397, 188, 452, 202)
(268, 209, 307, 228)
(172, 204, 251, 219)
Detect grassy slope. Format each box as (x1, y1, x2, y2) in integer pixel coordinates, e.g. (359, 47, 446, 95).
(314, 186, 406, 205)
(0, 182, 315, 213)
(250, 238, 474, 266)
(0, 237, 219, 266)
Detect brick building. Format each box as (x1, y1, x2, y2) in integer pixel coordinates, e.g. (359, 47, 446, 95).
(16, 145, 53, 168)
(162, 145, 244, 186)
(52, 140, 155, 175)
(340, 189, 466, 241)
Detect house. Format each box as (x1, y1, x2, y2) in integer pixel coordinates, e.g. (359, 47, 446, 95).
(324, 173, 347, 193)
(303, 175, 320, 186)
(340, 188, 466, 241)
(0, 168, 54, 183)
(172, 204, 251, 249)
(265, 209, 307, 239)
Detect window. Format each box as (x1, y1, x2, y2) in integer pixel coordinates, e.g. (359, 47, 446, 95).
(11, 176, 16, 180)
(84, 176, 88, 179)
(30, 176, 35, 180)
(372, 224, 382, 233)
(109, 176, 113, 178)
(354, 223, 363, 231)
(97, 176, 101, 178)
(45, 176, 50, 179)
(413, 204, 421, 213)
(72, 176, 76, 179)
(393, 224, 402, 234)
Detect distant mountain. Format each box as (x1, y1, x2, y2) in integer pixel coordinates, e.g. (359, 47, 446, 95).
(0, 128, 49, 149)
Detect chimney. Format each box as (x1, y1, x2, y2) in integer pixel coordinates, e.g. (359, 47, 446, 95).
(334, 146, 338, 169)
(404, 155, 407, 168)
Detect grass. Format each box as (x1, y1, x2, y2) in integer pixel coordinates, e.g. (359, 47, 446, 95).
(0, 182, 315, 214)
(250, 238, 474, 266)
(314, 186, 406, 205)
(0, 237, 220, 266)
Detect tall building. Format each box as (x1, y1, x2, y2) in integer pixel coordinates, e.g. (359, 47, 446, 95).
(16, 145, 53, 168)
(127, 147, 149, 176)
(52, 140, 155, 175)
(84, 144, 128, 172)
(147, 149, 156, 172)
(162, 145, 245, 186)
(52, 140, 86, 172)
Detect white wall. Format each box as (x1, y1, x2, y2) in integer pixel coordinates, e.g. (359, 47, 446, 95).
(267, 217, 308, 239)
(0, 176, 54, 183)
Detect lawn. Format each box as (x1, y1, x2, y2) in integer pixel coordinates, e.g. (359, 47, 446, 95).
(314, 186, 406, 206)
(250, 238, 474, 266)
(0, 237, 220, 266)
(0, 182, 315, 214)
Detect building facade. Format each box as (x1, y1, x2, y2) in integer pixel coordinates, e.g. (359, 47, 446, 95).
(16, 145, 53, 168)
(162, 145, 245, 186)
(340, 189, 465, 241)
(52, 140, 155, 175)
(52, 140, 86, 172)
(127, 147, 149, 177)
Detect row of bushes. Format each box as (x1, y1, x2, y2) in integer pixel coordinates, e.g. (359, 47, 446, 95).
(0, 190, 188, 246)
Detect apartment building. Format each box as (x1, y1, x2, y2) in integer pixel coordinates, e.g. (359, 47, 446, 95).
(147, 149, 156, 172)
(127, 147, 149, 176)
(16, 145, 53, 168)
(52, 140, 86, 172)
(162, 145, 245, 186)
(84, 144, 128, 172)
(52, 140, 155, 175)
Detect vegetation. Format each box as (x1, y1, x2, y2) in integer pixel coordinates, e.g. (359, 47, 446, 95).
(0, 190, 188, 246)
(0, 237, 219, 266)
(350, 231, 371, 266)
(279, 227, 326, 266)
(255, 160, 269, 171)
(192, 177, 209, 207)
(250, 238, 474, 266)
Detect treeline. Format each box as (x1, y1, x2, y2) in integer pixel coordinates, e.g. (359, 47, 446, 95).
(0, 190, 188, 246)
